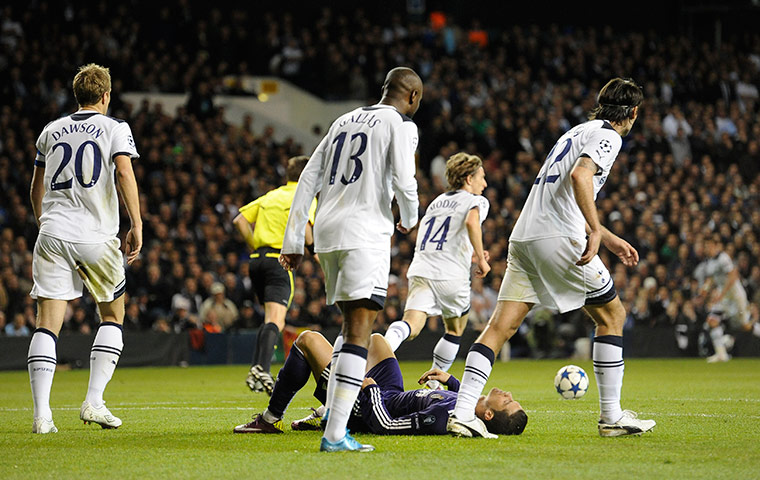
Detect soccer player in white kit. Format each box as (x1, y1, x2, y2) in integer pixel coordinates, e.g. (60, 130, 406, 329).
(280, 67, 422, 452)
(695, 234, 759, 362)
(383, 152, 490, 388)
(448, 78, 656, 439)
(27, 64, 142, 433)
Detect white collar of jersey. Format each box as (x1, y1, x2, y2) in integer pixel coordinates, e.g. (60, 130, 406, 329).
(371, 103, 399, 111)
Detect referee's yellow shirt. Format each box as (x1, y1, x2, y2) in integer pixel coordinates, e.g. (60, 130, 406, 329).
(238, 182, 317, 251)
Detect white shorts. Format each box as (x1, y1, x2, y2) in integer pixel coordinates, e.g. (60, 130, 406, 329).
(30, 234, 126, 303)
(717, 284, 751, 329)
(318, 248, 390, 308)
(405, 276, 471, 319)
(498, 237, 616, 313)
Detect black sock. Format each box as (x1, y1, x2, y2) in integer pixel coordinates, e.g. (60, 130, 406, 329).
(268, 345, 311, 418)
(254, 322, 280, 372)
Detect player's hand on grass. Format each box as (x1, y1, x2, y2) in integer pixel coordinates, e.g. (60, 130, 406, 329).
(418, 368, 450, 385)
(362, 377, 376, 390)
(577, 230, 601, 266)
(279, 253, 303, 271)
(125, 226, 142, 265)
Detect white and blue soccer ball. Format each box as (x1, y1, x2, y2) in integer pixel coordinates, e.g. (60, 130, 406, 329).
(554, 365, 589, 399)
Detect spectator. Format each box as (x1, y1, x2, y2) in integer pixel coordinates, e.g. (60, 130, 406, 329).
(5, 312, 30, 336)
(199, 282, 239, 331)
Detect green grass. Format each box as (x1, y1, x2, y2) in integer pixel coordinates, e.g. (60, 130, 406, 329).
(1, 359, 759, 479)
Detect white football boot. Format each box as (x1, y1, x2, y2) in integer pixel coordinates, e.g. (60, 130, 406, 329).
(598, 410, 655, 437)
(32, 417, 58, 434)
(447, 415, 498, 439)
(80, 401, 122, 429)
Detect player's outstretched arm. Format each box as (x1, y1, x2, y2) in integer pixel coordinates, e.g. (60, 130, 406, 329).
(115, 154, 142, 265)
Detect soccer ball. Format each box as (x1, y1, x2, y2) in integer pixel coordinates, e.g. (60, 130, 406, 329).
(554, 365, 589, 399)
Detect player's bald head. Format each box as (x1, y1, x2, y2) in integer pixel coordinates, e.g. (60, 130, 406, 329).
(382, 67, 422, 97)
(381, 67, 423, 117)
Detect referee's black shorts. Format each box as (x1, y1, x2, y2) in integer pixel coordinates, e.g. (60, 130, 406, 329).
(249, 247, 294, 307)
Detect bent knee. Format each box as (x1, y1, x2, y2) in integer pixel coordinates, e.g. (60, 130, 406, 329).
(295, 330, 320, 349)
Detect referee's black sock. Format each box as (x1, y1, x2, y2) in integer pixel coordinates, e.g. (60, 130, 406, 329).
(254, 322, 281, 372)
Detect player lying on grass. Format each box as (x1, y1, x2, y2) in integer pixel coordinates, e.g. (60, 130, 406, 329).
(233, 331, 527, 436)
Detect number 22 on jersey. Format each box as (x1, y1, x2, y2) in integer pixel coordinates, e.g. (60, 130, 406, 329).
(534, 138, 572, 186)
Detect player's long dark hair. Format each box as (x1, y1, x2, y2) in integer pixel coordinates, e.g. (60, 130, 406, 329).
(588, 77, 643, 123)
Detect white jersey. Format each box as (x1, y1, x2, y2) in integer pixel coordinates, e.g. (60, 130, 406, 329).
(283, 104, 419, 253)
(695, 252, 736, 289)
(407, 190, 489, 281)
(510, 119, 622, 241)
(35, 110, 139, 243)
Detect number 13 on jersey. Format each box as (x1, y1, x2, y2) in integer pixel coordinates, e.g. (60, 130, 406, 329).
(329, 131, 366, 185)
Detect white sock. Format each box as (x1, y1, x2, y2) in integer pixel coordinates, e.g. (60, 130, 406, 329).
(593, 336, 625, 424)
(709, 326, 727, 356)
(453, 343, 494, 422)
(753, 322, 760, 338)
(323, 344, 366, 443)
(432, 333, 461, 372)
(28, 329, 58, 420)
(324, 334, 344, 414)
(384, 321, 411, 352)
(85, 323, 123, 408)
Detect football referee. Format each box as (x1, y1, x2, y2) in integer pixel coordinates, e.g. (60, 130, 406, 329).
(233, 155, 317, 395)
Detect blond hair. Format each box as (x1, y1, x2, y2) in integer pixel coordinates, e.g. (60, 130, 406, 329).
(445, 152, 483, 190)
(72, 64, 111, 107)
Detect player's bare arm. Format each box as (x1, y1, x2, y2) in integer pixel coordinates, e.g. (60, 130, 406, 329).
(114, 154, 143, 265)
(571, 156, 602, 265)
(465, 208, 490, 278)
(600, 226, 639, 267)
(584, 222, 639, 267)
(30, 165, 45, 227)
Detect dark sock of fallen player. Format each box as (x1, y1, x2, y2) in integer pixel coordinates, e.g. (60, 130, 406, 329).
(267, 344, 312, 419)
(254, 322, 280, 372)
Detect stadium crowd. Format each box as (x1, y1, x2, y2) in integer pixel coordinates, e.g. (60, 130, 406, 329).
(1, 3, 759, 358)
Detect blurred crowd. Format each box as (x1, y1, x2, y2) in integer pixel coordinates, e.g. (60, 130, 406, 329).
(1, 3, 759, 358)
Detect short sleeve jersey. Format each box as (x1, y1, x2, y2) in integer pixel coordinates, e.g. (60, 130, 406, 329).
(238, 182, 317, 250)
(407, 190, 489, 281)
(696, 252, 735, 288)
(282, 104, 419, 254)
(34, 110, 139, 243)
(510, 119, 622, 241)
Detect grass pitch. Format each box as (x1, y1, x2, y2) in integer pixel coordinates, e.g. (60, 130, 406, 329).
(1, 358, 759, 479)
